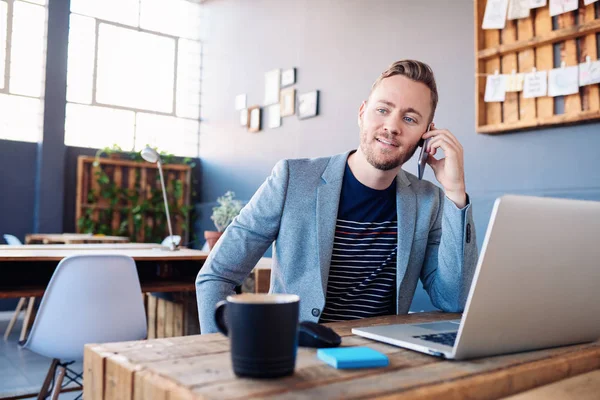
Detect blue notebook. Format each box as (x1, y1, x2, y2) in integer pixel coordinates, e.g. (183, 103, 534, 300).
(317, 347, 389, 369)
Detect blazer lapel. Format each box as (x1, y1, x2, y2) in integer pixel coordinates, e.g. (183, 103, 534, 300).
(316, 152, 350, 296)
(395, 169, 416, 295)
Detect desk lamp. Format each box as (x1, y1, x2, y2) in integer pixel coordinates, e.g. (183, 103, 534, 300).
(140, 146, 177, 251)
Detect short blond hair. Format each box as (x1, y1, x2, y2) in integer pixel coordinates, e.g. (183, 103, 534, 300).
(371, 60, 438, 123)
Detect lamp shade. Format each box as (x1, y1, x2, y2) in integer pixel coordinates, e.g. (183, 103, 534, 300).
(140, 146, 160, 164)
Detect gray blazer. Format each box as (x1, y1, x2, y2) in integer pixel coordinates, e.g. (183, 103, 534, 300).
(196, 151, 478, 333)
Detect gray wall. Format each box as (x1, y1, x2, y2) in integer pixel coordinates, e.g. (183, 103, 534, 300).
(198, 0, 600, 310)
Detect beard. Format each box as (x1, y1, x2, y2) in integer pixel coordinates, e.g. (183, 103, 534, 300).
(359, 128, 419, 171)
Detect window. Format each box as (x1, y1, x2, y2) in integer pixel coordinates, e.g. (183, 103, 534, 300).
(0, 0, 48, 143)
(64, 0, 202, 157)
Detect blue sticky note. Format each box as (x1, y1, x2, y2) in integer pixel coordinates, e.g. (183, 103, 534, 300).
(317, 347, 389, 369)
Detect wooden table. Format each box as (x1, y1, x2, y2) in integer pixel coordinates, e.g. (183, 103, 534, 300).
(84, 312, 600, 400)
(0, 245, 209, 298)
(25, 233, 130, 244)
(1, 245, 210, 338)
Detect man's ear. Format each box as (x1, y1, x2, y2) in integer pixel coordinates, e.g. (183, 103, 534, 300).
(357, 101, 367, 128)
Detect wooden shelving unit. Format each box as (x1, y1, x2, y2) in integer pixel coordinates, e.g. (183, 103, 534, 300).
(475, 0, 600, 134)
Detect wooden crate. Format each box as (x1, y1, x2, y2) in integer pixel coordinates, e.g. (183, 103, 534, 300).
(145, 292, 199, 338)
(475, 0, 600, 134)
(75, 156, 192, 243)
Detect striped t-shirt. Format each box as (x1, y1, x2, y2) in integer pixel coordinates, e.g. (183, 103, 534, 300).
(319, 163, 397, 323)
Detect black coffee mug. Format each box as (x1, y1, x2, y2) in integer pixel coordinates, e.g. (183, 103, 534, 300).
(215, 293, 300, 378)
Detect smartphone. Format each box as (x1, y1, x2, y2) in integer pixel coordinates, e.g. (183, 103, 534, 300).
(417, 123, 433, 180)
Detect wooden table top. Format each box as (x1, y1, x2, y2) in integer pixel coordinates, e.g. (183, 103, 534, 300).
(0, 247, 209, 262)
(0, 243, 162, 250)
(25, 233, 130, 244)
(84, 312, 600, 400)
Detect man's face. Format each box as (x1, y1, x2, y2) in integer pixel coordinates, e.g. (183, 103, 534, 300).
(358, 75, 433, 171)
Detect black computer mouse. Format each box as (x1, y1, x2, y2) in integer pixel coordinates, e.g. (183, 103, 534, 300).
(297, 321, 342, 348)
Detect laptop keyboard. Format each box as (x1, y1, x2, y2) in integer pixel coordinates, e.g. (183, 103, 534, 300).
(413, 332, 457, 347)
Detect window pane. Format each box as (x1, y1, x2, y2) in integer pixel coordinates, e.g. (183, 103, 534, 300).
(65, 103, 135, 149)
(176, 39, 201, 119)
(23, 0, 46, 5)
(140, 0, 201, 40)
(66, 14, 95, 104)
(96, 24, 175, 113)
(0, 1, 6, 90)
(9, 1, 46, 97)
(0, 94, 43, 142)
(70, 0, 138, 27)
(135, 113, 199, 157)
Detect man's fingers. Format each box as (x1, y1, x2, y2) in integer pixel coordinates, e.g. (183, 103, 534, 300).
(423, 128, 462, 150)
(427, 136, 458, 157)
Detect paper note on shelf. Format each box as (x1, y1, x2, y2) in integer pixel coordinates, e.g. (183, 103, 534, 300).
(583, 0, 598, 6)
(579, 60, 600, 87)
(507, 0, 530, 20)
(506, 73, 525, 92)
(523, 70, 548, 98)
(549, 0, 578, 17)
(548, 66, 579, 97)
(482, 0, 509, 30)
(484, 74, 508, 102)
(529, 0, 547, 8)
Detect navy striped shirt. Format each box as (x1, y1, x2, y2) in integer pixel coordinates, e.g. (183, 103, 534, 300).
(320, 163, 397, 323)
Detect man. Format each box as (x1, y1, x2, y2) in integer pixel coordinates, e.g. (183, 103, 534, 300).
(196, 60, 478, 333)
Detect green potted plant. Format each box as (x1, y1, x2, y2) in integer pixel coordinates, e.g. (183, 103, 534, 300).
(205, 191, 244, 250)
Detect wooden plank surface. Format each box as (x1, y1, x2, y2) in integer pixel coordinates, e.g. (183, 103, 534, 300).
(0, 247, 208, 262)
(557, 11, 582, 114)
(478, 19, 600, 59)
(500, 369, 600, 400)
(534, 6, 554, 120)
(86, 312, 600, 400)
(502, 20, 519, 123)
(517, 16, 536, 122)
(579, 3, 600, 113)
(0, 243, 161, 250)
(484, 29, 502, 125)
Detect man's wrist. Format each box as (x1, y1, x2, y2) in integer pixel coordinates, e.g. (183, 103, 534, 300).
(445, 189, 467, 209)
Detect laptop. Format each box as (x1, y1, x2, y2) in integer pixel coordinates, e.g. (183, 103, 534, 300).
(352, 195, 600, 360)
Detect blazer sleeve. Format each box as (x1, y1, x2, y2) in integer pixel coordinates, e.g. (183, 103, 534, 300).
(420, 190, 478, 312)
(196, 160, 289, 333)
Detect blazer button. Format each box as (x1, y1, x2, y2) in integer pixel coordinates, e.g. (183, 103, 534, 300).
(311, 308, 320, 317)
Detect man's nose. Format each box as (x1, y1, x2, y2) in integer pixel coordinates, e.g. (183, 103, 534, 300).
(383, 120, 401, 135)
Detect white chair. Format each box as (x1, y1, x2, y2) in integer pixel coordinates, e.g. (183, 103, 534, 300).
(22, 254, 147, 400)
(161, 235, 181, 247)
(3, 234, 22, 245)
(2, 234, 37, 342)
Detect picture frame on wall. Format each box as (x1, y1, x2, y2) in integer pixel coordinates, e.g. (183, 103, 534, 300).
(240, 108, 249, 127)
(280, 87, 296, 117)
(298, 90, 319, 120)
(281, 68, 296, 87)
(267, 104, 281, 129)
(264, 69, 281, 105)
(248, 106, 261, 132)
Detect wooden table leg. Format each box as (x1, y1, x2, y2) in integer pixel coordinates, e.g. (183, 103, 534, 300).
(4, 297, 26, 340)
(20, 297, 36, 342)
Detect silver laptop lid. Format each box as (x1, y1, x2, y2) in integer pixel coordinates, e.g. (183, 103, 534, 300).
(453, 195, 600, 360)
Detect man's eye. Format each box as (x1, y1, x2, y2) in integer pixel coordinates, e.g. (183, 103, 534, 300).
(404, 116, 416, 123)
(376, 108, 388, 114)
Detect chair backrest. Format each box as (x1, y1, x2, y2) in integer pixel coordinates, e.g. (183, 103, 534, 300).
(24, 255, 147, 361)
(161, 235, 181, 247)
(3, 234, 22, 245)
